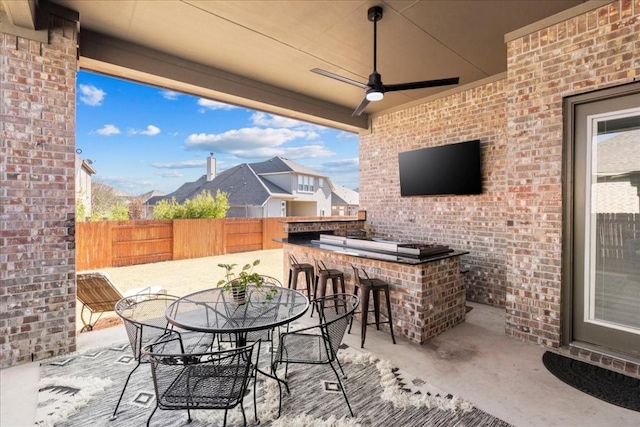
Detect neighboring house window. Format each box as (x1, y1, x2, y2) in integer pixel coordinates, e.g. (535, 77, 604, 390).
(281, 201, 286, 217)
(297, 175, 314, 193)
(319, 178, 324, 188)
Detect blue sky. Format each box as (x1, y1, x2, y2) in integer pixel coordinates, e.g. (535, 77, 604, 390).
(76, 71, 360, 196)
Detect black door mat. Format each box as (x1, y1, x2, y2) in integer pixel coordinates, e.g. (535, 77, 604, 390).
(542, 351, 640, 412)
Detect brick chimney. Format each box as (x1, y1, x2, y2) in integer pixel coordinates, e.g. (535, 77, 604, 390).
(207, 153, 216, 181)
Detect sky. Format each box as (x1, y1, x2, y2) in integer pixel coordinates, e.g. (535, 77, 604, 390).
(76, 71, 360, 196)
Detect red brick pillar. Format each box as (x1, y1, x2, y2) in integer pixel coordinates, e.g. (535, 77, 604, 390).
(1, 12, 78, 367)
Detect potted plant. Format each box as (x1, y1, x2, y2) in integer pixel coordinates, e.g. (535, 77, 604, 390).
(216, 259, 277, 304)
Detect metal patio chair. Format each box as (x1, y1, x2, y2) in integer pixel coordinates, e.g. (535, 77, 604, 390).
(272, 293, 359, 417)
(144, 336, 260, 427)
(112, 294, 213, 420)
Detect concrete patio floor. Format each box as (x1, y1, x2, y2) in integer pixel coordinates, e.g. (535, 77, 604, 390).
(2, 249, 639, 426)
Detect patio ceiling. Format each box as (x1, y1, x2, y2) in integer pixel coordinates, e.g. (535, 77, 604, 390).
(3, 0, 591, 131)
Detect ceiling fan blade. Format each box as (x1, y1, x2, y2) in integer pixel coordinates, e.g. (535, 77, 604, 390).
(352, 97, 370, 116)
(311, 68, 369, 89)
(384, 77, 460, 93)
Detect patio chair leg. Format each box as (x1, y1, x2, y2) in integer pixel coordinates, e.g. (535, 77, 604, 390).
(80, 305, 103, 332)
(146, 404, 158, 427)
(253, 367, 259, 424)
(240, 403, 247, 427)
(187, 408, 192, 423)
(334, 354, 347, 379)
(223, 409, 228, 427)
(328, 360, 354, 417)
(111, 361, 141, 419)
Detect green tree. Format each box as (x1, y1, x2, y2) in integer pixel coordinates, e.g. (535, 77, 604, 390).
(75, 191, 87, 222)
(128, 198, 146, 219)
(153, 190, 229, 219)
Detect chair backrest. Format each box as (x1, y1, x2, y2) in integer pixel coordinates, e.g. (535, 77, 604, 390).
(258, 275, 282, 287)
(115, 295, 179, 361)
(289, 254, 299, 265)
(145, 338, 259, 410)
(77, 272, 124, 312)
(314, 294, 359, 359)
(351, 264, 371, 286)
(315, 259, 329, 273)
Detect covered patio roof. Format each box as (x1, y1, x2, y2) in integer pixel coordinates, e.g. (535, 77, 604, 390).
(1, 0, 601, 131)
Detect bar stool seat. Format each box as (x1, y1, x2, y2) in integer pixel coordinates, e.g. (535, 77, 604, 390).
(314, 259, 346, 298)
(287, 254, 314, 297)
(312, 259, 346, 316)
(349, 264, 396, 348)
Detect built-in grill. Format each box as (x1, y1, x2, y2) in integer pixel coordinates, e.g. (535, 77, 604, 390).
(319, 235, 451, 259)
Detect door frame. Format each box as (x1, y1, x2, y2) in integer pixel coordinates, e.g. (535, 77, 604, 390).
(561, 80, 640, 349)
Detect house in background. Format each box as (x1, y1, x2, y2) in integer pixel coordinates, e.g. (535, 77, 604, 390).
(331, 184, 359, 216)
(74, 155, 96, 219)
(147, 155, 334, 218)
(595, 129, 640, 214)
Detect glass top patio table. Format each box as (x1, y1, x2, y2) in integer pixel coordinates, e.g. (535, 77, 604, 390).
(165, 285, 309, 336)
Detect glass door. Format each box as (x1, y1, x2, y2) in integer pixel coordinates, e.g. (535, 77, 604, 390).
(571, 87, 640, 357)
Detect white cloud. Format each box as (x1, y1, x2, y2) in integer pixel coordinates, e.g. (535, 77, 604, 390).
(232, 144, 335, 160)
(161, 90, 179, 100)
(130, 125, 161, 136)
(185, 127, 312, 152)
(158, 171, 183, 178)
(197, 98, 238, 111)
(337, 131, 358, 139)
(151, 160, 206, 169)
(251, 112, 326, 132)
(79, 84, 106, 106)
(95, 124, 120, 136)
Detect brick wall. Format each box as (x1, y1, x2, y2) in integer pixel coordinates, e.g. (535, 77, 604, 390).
(0, 14, 78, 367)
(360, 79, 508, 308)
(504, 0, 639, 351)
(360, 0, 640, 375)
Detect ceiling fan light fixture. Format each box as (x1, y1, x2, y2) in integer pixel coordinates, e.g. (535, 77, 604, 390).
(310, 6, 459, 116)
(366, 89, 384, 101)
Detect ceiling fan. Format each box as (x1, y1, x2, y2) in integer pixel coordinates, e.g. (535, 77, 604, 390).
(312, 6, 460, 116)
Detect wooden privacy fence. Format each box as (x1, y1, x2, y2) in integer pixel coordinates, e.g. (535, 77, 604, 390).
(596, 213, 640, 274)
(75, 217, 291, 270)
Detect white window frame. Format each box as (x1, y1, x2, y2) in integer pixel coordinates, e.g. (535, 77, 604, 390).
(297, 175, 314, 193)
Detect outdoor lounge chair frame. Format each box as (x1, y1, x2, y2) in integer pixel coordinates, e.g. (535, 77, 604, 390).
(76, 271, 163, 332)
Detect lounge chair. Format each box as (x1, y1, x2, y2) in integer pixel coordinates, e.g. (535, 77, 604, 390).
(76, 271, 164, 332)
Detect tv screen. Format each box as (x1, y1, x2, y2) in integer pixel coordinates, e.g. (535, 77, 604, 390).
(398, 139, 482, 196)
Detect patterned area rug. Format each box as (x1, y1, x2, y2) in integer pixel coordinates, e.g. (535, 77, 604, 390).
(36, 335, 512, 427)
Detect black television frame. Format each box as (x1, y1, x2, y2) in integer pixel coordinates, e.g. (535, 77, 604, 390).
(398, 139, 482, 196)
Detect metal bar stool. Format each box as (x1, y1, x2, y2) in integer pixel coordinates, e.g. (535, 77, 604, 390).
(349, 264, 396, 348)
(287, 254, 314, 297)
(312, 259, 346, 316)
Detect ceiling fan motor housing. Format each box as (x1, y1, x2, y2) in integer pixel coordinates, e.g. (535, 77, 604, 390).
(368, 6, 383, 22)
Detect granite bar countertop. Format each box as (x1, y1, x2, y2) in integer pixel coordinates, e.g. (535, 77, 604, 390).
(278, 237, 468, 266)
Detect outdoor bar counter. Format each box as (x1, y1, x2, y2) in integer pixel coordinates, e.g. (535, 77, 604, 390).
(281, 219, 469, 344)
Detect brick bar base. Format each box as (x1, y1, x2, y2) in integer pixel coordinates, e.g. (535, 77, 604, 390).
(284, 243, 466, 344)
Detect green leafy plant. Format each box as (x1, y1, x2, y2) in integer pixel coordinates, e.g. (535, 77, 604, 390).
(153, 190, 229, 219)
(216, 259, 278, 303)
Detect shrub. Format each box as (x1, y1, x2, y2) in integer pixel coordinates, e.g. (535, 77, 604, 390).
(153, 190, 229, 219)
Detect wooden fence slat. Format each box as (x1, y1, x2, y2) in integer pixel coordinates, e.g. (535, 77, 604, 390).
(75, 216, 356, 270)
(173, 218, 225, 260)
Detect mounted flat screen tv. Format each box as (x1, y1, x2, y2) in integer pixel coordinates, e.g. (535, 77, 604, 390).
(398, 139, 482, 196)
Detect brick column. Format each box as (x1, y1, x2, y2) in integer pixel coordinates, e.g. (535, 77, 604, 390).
(1, 13, 78, 367)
